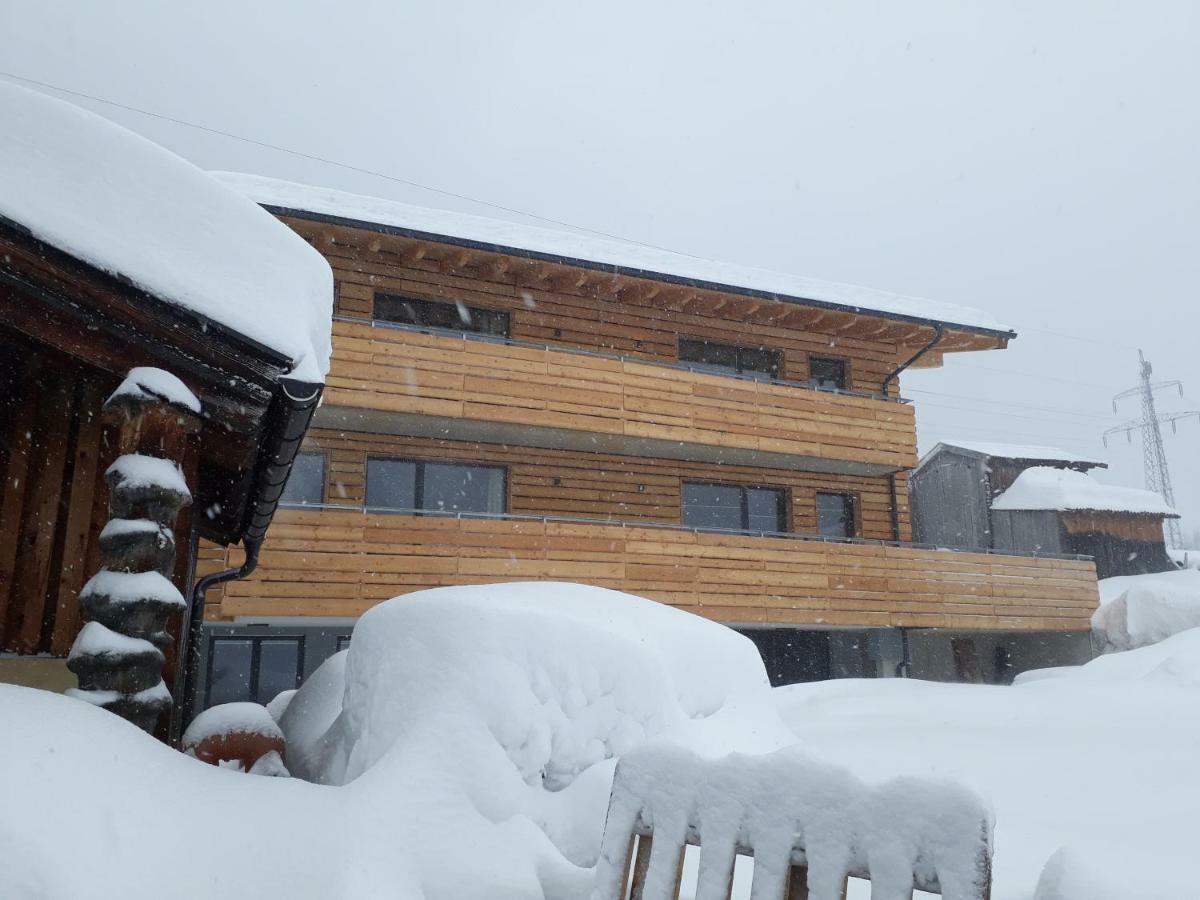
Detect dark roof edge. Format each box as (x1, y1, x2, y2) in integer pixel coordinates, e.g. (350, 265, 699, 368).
(0, 214, 297, 374)
(263, 205, 1019, 344)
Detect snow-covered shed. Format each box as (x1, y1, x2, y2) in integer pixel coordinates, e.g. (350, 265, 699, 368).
(909, 440, 1107, 550)
(991, 467, 1178, 578)
(0, 82, 333, 711)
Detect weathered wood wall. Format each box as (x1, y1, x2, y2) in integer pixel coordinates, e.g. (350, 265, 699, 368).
(198, 509, 1099, 631)
(299, 428, 910, 539)
(0, 331, 117, 655)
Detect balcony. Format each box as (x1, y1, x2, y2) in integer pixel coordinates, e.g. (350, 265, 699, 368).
(201, 507, 1100, 631)
(319, 319, 919, 475)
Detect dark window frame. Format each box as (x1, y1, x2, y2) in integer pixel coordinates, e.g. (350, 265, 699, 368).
(678, 337, 783, 380)
(205, 635, 306, 708)
(365, 456, 509, 516)
(681, 480, 790, 533)
(808, 355, 850, 391)
(815, 490, 859, 539)
(280, 450, 327, 507)
(374, 292, 511, 338)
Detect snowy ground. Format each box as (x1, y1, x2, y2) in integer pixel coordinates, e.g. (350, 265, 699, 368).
(779, 632, 1200, 899)
(2, 582, 1198, 899)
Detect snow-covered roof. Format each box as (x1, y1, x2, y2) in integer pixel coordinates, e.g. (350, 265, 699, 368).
(992, 467, 1178, 517)
(213, 171, 1014, 337)
(931, 440, 1107, 467)
(0, 82, 333, 383)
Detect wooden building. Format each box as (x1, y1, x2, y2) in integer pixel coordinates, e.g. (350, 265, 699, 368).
(190, 174, 1101, 698)
(990, 467, 1178, 579)
(0, 84, 333, 720)
(910, 441, 1108, 550)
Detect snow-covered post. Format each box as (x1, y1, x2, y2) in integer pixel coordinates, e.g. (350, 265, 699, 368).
(67, 368, 200, 733)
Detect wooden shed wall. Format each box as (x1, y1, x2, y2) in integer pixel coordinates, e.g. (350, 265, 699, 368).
(910, 449, 992, 548)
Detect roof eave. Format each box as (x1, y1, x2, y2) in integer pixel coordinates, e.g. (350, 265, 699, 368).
(260, 204, 1018, 345)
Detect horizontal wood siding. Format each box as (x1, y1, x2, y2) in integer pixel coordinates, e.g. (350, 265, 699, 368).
(288, 217, 916, 394)
(200, 510, 1099, 631)
(324, 321, 918, 470)
(300, 429, 910, 540)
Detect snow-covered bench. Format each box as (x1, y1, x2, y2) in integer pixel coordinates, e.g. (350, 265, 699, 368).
(593, 745, 992, 900)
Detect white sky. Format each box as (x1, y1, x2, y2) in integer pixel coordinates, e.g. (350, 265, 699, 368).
(4, 1, 1199, 536)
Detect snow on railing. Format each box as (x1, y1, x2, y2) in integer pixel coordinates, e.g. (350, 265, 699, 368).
(592, 745, 993, 900)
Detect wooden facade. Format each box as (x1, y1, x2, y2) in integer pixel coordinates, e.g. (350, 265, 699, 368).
(201, 509, 1098, 631)
(197, 206, 1101, 639)
(0, 220, 322, 672)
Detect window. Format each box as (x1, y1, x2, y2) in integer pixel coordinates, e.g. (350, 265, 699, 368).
(206, 636, 304, 707)
(336, 635, 352, 652)
(366, 458, 507, 515)
(375, 293, 510, 337)
(808, 356, 848, 391)
(280, 451, 325, 506)
(816, 491, 857, 539)
(679, 338, 781, 380)
(682, 482, 786, 533)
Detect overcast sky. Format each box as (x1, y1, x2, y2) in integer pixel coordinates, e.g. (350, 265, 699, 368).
(4, 1, 1199, 537)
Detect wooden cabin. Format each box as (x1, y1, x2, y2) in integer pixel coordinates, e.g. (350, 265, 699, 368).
(190, 174, 1101, 698)
(991, 467, 1178, 579)
(910, 441, 1108, 550)
(0, 84, 333, 721)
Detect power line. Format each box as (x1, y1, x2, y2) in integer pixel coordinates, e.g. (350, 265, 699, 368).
(915, 399, 1112, 427)
(935, 358, 1124, 392)
(906, 388, 1114, 421)
(0, 70, 695, 257)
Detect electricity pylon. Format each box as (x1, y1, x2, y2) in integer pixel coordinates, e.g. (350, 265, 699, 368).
(1102, 350, 1200, 548)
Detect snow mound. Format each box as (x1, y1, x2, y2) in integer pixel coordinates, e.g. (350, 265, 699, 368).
(108, 366, 201, 414)
(0, 684, 377, 899)
(0, 81, 333, 382)
(1091, 570, 1200, 652)
(183, 701, 285, 748)
(107, 453, 192, 497)
(289, 582, 789, 787)
(991, 466, 1176, 516)
(67, 620, 162, 662)
(78, 568, 186, 608)
(1023, 626, 1200, 687)
(280, 583, 791, 897)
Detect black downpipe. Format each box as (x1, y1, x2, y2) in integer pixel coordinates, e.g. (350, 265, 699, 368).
(882, 325, 945, 542)
(172, 539, 262, 742)
(172, 376, 324, 743)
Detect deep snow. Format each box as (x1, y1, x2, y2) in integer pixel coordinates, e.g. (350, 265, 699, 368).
(3, 583, 1199, 899)
(1092, 569, 1200, 651)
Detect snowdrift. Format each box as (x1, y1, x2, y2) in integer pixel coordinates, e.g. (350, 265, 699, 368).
(1091, 569, 1200, 652)
(2, 583, 788, 900)
(778, 628, 1200, 900)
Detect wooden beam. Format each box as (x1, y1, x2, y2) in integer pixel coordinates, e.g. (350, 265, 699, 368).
(12, 368, 75, 653)
(48, 379, 105, 656)
(0, 360, 37, 646)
